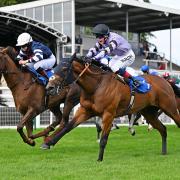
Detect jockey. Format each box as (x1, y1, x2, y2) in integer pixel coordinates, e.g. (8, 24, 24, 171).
(86, 24, 140, 87)
(163, 72, 180, 97)
(163, 72, 180, 86)
(140, 65, 159, 76)
(16, 32, 56, 79)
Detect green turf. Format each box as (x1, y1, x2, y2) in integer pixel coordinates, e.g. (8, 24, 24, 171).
(1, 126, 180, 180)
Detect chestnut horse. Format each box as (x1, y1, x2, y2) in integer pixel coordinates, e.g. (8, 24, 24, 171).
(41, 55, 180, 161)
(0, 47, 81, 146)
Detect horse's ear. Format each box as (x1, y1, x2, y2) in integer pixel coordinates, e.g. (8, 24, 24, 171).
(70, 53, 76, 62)
(72, 52, 76, 59)
(1, 48, 8, 54)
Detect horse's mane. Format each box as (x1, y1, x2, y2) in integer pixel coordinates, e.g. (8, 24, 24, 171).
(53, 57, 74, 84)
(73, 55, 112, 73)
(2, 46, 17, 60)
(1, 46, 19, 67)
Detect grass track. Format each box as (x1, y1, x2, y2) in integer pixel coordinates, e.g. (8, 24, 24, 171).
(1, 125, 180, 180)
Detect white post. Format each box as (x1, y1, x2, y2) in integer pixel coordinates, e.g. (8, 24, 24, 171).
(169, 17, 172, 72)
(35, 115, 41, 128)
(71, 0, 75, 54)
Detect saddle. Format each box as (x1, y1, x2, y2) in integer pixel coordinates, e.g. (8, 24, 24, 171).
(26, 66, 54, 86)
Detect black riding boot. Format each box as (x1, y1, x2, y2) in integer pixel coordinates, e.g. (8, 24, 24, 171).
(123, 71, 141, 88)
(36, 67, 49, 80)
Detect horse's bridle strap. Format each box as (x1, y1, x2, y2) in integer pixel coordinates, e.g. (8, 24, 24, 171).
(74, 63, 90, 83)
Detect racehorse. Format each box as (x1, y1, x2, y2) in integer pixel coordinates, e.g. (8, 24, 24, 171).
(0, 46, 80, 146)
(128, 79, 180, 135)
(42, 54, 180, 161)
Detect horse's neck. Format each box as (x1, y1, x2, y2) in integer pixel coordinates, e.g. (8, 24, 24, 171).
(4, 62, 29, 91)
(77, 73, 106, 94)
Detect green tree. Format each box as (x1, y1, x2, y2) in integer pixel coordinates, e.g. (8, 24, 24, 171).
(0, 0, 35, 7)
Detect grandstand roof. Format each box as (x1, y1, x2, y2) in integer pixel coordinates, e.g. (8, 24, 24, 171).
(0, 10, 67, 47)
(75, 0, 180, 32)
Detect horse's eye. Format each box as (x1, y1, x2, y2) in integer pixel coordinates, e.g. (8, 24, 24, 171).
(49, 76, 56, 81)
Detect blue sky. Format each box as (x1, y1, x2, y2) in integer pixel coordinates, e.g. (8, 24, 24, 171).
(149, 0, 180, 65)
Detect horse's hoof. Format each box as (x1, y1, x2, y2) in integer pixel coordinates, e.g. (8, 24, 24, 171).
(131, 131, 136, 136)
(97, 159, 103, 162)
(28, 138, 36, 146)
(40, 143, 50, 150)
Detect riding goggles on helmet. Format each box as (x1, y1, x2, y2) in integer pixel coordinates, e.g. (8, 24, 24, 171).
(21, 44, 28, 48)
(95, 34, 105, 39)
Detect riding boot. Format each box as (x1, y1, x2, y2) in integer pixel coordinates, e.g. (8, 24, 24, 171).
(36, 67, 49, 80)
(123, 71, 141, 87)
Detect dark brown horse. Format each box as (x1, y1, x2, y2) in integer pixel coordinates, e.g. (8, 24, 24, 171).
(0, 47, 80, 146)
(42, 55, 180, 161)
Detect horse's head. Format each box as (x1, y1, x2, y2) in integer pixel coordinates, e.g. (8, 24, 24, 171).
(46, 57, 74, 95)
(46, 74, 64, 95)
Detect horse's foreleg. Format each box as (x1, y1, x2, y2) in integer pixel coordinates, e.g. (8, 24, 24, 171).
(31, 105, 62, 139)
(141, 107, 167, 155)
(94, 119, 102, 142)
(17, 109, 36, 146)
(128, 114, 135, 136)
(25, 120, 33, 138)
(44, 100, 77, 143)
(98, 112, 114, 162)
(41, 106, 93, 149)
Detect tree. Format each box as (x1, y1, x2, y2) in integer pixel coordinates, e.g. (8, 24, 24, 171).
(0, 0, 35, 7)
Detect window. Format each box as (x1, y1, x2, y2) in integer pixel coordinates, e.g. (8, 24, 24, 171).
(44, 5, 52, 22)
(35, 6, 43, 21)
(54, 23, 62, 31)
(26, 8, 33, 18)
(63, 1, 72, 21)
(63, 22, 72, 37)
(54, 3, 62, 22)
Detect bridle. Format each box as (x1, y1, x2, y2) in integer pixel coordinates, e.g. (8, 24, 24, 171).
(74, 63, 90, 83)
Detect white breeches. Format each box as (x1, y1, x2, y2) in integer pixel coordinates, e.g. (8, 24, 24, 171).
(100, 50, 135, 72)
(27, 54, 56, 70)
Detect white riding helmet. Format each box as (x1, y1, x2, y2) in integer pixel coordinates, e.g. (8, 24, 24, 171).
(16, 32, 33, 46)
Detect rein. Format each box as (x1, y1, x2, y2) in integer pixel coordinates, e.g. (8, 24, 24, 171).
(74, 63, 90, 83)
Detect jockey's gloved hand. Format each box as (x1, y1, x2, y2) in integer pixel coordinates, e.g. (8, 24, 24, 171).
(94, 50, 106, 60)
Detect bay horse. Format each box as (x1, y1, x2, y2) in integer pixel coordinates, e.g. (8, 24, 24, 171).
(0, 46, 80, 146)
(42, 54, 180, 161)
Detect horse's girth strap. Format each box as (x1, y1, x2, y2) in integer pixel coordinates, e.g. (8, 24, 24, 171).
(126, 90, 135, 113)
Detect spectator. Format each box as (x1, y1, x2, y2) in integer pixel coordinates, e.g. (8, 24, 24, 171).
(163, 72, 180, 97)
(140, 65, 159, 76)
(143, 41, 149, 59)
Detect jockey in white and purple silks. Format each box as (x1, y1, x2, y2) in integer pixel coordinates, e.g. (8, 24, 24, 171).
(16, 32, 56, 79)
(86, 24, 140, 87)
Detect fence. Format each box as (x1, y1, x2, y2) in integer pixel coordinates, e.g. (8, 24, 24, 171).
(0, 70, 180, 128)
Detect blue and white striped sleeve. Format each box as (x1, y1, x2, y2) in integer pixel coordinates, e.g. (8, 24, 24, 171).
(17, 49, 26, 60)
(29, 49, 43, 62)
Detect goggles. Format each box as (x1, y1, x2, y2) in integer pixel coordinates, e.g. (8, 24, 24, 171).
(95, 34, 105, 39)
(21, 44, 28, 48)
